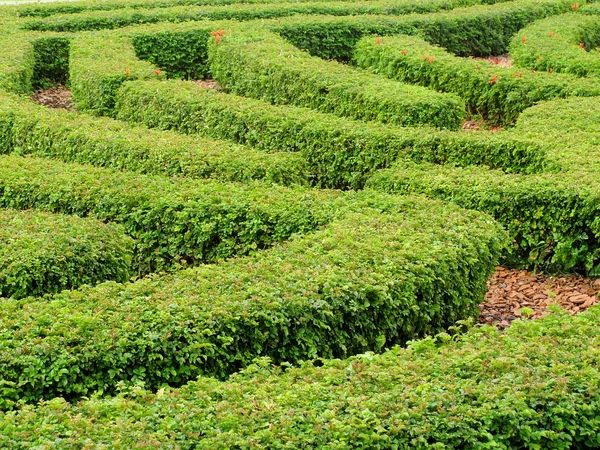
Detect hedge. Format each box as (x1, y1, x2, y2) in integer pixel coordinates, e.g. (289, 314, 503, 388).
(0, 154, 340, 273)
(19, 0, 510, 32)
(0, 208, 133, 299)
(0, 92, 309, 186)
(274, 0, 596, 61)
(0, 192, 503, 408)
(69, 32, 165, 116)
(207, 26, 465, 129)
(116, 80, 547, 189)
(0, 24, 33, 94)
(366, 95, 600, 274)
(353, 33, 600, 123)
(510, 13, 600, 77)
(2, 306, 599, 448)
(15, 0, 507, 19)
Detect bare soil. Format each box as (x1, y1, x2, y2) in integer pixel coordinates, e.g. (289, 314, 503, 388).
(473, 53, 514, 69)
(31, 85, 75, 110)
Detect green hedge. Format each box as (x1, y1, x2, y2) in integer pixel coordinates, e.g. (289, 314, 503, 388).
(0, 154, 339, 273)
(0, 208, 133, 299)
(0, 92, 309, 186)
(275, 0, 593, 61)
(510, 13, 600, 77)
(15, 0, 505, 19)
(19, 0, 508, 32)
(69, 32, 165, 116)
(207, 26, 465, 129)
(353, 33, 600, 123)
(0, 24, 33, 94)
(2, 306, 599, 448)
(116, 80, 546, 188)
(0, 192, 503, 408)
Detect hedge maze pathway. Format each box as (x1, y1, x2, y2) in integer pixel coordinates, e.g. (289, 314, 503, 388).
(1, 0, 600, 446)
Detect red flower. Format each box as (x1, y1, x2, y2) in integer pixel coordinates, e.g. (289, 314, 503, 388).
(571, 3, 579, 9)
(489, 74, 498, 85)
(548, 31, 554, 37)
(493, 58, 500, 65)
(401, 50, 407, 55)
(154, 69, 161, 76)
(375, 38, 381, 45)
(580, 42, 585, 48)
(214, 35, 221, 43)
(521, 36, 527, 43)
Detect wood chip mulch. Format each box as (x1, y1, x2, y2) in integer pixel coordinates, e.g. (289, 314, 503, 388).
(480, 267, 600, 329)
(30, 85, 75, 110)
(473, 53, 514, 69)
(193, 79, 221, 91)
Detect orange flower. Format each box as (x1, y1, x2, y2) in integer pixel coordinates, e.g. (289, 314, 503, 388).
(514, 72, 522, 77)
(476, 65, 481, 69)
(214, 35, 221, 43)
(548, 31, 554, 37)
(401, 50, 407, 55)
(489, 74, 498, 85)
(375, 38, 381, 45)
(555, 33, 561, 38)
(124, 68, 131, 76)
(521, 36, 527, 43)
(549, 67, 553, 72)
(423, 55, 429, 61)
(580, 42, 585, 48)
(428, 56, 435, 63)
(154, 69, 161, 76)
(493, 58, 500, 65)
(571, 3, 579, 9)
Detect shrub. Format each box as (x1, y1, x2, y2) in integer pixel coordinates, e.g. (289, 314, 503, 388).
(0, 192, 503, 408)
(0, 208, 133, 299)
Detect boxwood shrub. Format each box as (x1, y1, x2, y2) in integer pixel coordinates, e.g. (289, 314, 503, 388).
(0, 208, 133, 299)
(2, 306, 599, 448)
(0, 192, 503, 408)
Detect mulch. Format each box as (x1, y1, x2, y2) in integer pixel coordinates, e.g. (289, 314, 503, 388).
(30, 85, 75, 110)
(480, 267, 600, 329)
(473, 53, 514, 69)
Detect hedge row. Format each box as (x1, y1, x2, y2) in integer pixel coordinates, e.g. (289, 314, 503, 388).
(69, 32, 165, 116)
(275, 0, 596, 61)
(510, 12, 600, 77)
(0, 208, 132, 299)
(0, 22, 33, 94)
(116, 80, 547, 189)
(353, 33, 600, 123)
(0, 154, 339, 273)
(19, 0, 509, 32)
(0, 92, 309, 186)
(2, 305, 599, 448)
(15, 0, 507, 18)
(0, 191, 503, 408)
(367, 96, 600, 274)
(207, 26, 465, 129)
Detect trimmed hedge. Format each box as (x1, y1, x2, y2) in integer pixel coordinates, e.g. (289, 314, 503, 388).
(15, 0, 507, 19)
(207, 26, 465, 129)
(353, 33, 600, 123)
(19, 0, 509, 32)
(0, 208, 133, 299)
(0, 25, 33, 94)
(69, 32, 165, 116)
(2, 306, 599, 448)
(0, 154, 340, 273)
(116, 80, 547, 188)
(274, 0, 596, 61)
(0, 192, 503, 408)
(0, 92, 309, 186)
(510, 13, 600, 77)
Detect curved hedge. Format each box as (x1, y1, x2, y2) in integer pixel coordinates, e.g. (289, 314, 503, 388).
(353, 33, 600, 123)
(2, 306, 599, 448)
(207, 26, 465, 129)
(510, 12, 600, 77)
(116, 79, 547, 189)
(0, 192, 503, 408)
(0, 208, 133, 299)
(0, 154, 340, 273)
(0, 92, 309, 186)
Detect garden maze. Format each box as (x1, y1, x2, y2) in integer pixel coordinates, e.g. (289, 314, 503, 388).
(1, 0, 600, 447)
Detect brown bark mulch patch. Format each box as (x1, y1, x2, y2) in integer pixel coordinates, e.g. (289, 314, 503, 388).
(480, 267, 600, 329)
(193, 79, 221, 91)
(473, 53, 514, 69)
(31, 85, 75, 110)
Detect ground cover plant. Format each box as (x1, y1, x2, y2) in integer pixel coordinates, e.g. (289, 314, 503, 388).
(0, 0, 599, 446)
